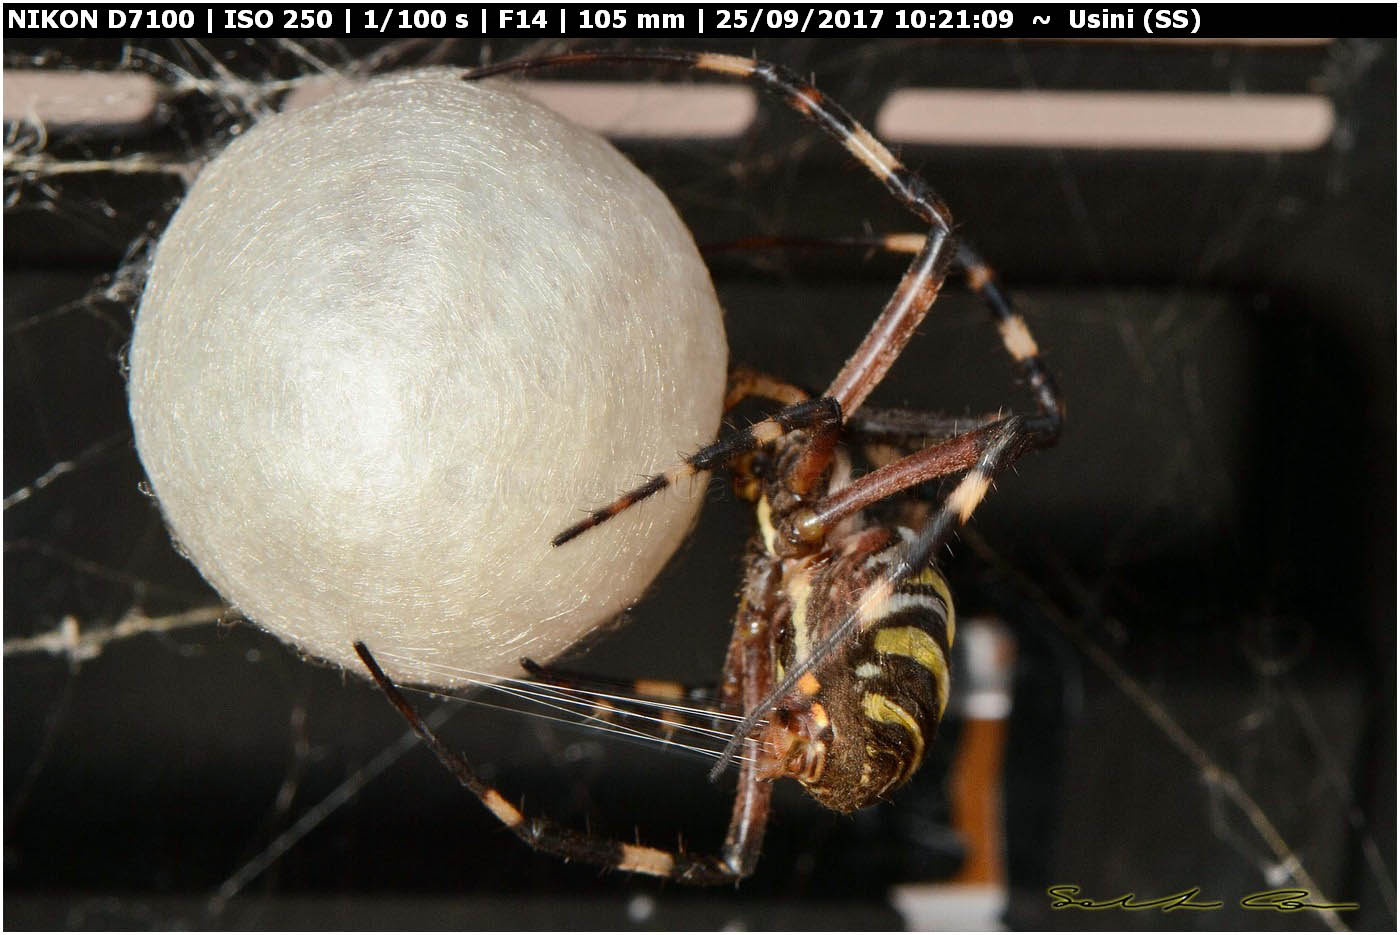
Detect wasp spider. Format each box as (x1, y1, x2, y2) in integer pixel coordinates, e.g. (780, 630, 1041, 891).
(356, 49, 1063, 884)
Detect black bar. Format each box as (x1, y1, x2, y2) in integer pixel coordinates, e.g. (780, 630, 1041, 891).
(2, 3, 1396, 40)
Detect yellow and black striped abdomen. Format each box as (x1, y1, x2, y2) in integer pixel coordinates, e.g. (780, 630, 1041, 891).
(791, 535, 955, 813)
(851, 566, 954, 780)
(860, 566, 955, 723)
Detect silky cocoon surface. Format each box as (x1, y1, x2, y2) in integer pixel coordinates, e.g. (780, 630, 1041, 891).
(128, 70, 728, 688)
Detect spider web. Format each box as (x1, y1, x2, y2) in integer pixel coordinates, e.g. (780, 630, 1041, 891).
(4, 37, 1395, 930)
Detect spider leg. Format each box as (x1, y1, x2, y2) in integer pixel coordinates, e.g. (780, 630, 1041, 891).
(820, 223, 954, 415)
(355, 641, 755, 884)
(846, 407, 1004, 450)
(553, 397, 840, 546)
(772, 419, 1010, 553)
(702, 232, 922, 259)
(521, 658, 721, 708)
(899, 416, 1045, 575)
(956, 242, 1064, 428)
(706, 233, 1064, 429)
(725, 365, 809, 410)
(844, 408, 1004, 532)
(713, 556, 783, 877)
(517, 659, 733, 750)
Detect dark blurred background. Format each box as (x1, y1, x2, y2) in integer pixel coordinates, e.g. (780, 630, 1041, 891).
(5, 38, 1395, 930)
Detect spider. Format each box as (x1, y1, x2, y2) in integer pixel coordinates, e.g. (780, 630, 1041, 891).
(355, 49, 1063, 884)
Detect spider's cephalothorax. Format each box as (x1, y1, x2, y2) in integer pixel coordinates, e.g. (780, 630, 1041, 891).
(356, 49, 1064, 885)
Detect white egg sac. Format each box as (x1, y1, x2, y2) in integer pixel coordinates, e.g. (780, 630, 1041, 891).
(128, 70, 727, 688)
